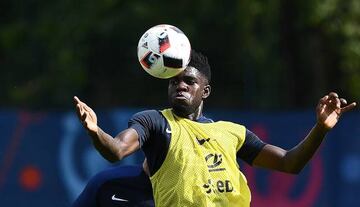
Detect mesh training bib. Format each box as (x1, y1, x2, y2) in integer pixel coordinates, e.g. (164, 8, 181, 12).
(150, 109, 251, 207)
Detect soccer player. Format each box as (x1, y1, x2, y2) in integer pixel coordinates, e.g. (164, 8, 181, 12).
(73, 50, 356, 206)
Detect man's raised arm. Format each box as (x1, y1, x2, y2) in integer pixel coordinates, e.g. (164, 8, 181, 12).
(74, 96, 140, 162)
(252, 92, 356, 174)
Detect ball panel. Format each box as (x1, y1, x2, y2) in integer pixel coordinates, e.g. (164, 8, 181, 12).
(163, 55, 183, 69)
(151, 68, 184, 79)
(140, 52, 160, 69)
(158, 34, 170, 53)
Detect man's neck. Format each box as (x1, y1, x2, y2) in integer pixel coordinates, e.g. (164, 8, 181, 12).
(172, 102, 204, 121)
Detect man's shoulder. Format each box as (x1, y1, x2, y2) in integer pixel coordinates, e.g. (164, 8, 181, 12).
(131, 109, 166, 122)
(214, 120, 246, 129)
(134, 109, 161, 116)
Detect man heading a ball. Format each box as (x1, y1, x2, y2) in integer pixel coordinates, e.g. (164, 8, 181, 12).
(74, 50, 356, 206)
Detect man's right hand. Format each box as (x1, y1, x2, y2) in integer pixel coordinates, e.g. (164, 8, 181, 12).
(74, 96, 98, 134)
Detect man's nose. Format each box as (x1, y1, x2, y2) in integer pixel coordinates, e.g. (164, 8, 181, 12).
(176, 81, 188, 91)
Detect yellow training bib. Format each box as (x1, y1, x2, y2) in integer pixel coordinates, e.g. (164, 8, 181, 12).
(150, 109, 251, 207)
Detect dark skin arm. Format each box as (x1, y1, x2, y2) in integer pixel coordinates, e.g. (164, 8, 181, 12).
(252, 92, 357, 174)
(74, 96, 140, 162)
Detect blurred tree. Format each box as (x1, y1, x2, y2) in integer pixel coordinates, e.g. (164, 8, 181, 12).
(278, 0, 360, 108)
(0, 0, 358, 110)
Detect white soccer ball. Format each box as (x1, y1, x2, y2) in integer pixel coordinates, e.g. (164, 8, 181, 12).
(137, 24, 191, 79)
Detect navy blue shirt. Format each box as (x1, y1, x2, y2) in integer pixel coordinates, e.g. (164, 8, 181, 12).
(129, 110, 266, 176)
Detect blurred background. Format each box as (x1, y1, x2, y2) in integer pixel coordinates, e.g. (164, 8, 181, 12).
(0, 0, 359, 206)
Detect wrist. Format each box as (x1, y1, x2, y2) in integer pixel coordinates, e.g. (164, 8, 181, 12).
(88, 126, 100, 138)
(314, 122, 330, 135)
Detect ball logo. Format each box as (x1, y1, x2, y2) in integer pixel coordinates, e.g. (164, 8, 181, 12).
(141, 42, 148, 49)
(140, 52, 160, 69)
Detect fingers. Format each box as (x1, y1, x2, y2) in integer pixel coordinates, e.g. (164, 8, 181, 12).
(74, 96, 87, 121)
(320, 92, 340, 109)
(74, 96, 80, 104)
(73, 96, 96, 127)
(74, 96, 92, 111)
(319, 95, 329, 105)
(327, 92, 341, 108)
(340, 98, 347, 105)
(321, 92, 357, 114)
(75, 104, 82, 119)
(341, 102, 357, 113)
(74, 96, 82, 114)
(328, 92, 338, 98)
(317, 95, 328, 112)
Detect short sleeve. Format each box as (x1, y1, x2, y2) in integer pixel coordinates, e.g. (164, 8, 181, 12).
(128, 110, 170, 176)
(128, 110, 163, 147)
(236, 129, 267, 165)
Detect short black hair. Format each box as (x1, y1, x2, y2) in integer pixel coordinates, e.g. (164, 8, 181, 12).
(188, 49, 211, 83)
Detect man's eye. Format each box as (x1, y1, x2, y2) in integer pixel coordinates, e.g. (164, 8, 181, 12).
(170, 80, 178, 85)
(187, 80, 196, 85)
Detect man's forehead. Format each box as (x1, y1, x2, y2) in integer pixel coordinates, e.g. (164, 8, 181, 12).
(182, 66, 200, 77)
(170, 66, 204, 81)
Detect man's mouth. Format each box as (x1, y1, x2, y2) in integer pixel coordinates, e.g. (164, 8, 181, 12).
(175, 92, 189, 100)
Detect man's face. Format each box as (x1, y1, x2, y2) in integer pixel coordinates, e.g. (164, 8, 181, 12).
(168, 66, 210, 116)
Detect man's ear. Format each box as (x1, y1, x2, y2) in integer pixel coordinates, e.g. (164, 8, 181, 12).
(202, 85, 211, 99)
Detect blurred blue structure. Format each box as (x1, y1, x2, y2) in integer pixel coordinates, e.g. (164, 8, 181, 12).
(0, 109, 359, 207)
